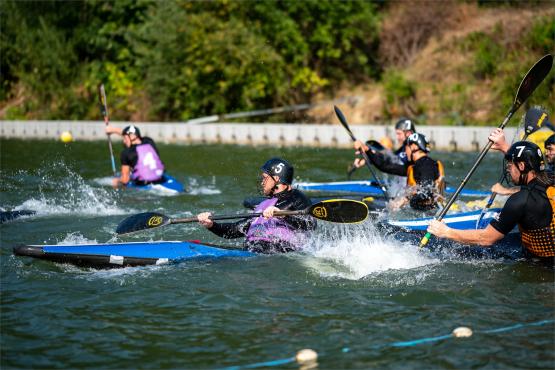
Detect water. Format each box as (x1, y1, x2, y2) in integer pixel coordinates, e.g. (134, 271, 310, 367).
(1, 138, 553, 369)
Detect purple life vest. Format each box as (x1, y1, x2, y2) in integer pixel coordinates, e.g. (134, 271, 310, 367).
(132, 144, 165, 182)
(246, 198, 305, 248)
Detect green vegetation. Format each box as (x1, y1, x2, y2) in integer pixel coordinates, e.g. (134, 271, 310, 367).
(0, 0, 380, 121)
(0, 1, 553, 124)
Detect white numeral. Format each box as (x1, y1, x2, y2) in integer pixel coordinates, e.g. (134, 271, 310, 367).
(143, 152, 157, 169)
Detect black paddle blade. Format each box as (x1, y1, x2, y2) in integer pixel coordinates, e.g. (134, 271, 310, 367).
(514, 54, 553, 111)
(116, 212, 171, 235)
(334, 105, 356, 141)
(523, 107, 548, 137)
(308, 199, 368, 223)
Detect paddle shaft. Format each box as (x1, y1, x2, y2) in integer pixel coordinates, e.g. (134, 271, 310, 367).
(334, 106, 390, 199)
(170, 210, 309, 224)
(99, 84, 117, 176)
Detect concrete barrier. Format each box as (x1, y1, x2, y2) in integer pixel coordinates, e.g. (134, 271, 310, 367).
(0, 120, 518, 151)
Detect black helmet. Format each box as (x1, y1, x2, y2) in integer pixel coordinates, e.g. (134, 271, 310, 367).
(261, 158, 294, 185)
(545, 134, 555, 149)
(406, 132, 429, 152)
(395, 118, 416, 132)
(525, 107, 552, 134)
(122, 125, 141, 137)
(505, 141, 545, 173)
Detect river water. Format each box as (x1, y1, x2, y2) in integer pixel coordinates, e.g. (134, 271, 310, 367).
(1, 138, 553, 369)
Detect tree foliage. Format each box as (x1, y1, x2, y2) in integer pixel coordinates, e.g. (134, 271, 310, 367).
(1, 0, 379, 120)
(0, 1, 552, 125)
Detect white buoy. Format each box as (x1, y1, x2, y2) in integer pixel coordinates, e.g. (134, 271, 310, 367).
(60, 131, 73, 143)
(452, 326, 473, 338)
(296, 349, 318, 364)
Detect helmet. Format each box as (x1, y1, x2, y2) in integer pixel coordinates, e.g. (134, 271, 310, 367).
(122, 125, 141, 137)
(395, 118, 416, 132)
(504, 141, 545, 173)
(261, 158, 294, 185)
(525, 107, 552, 134)
(545, 134, 555, 149)
(405, 132, 429, 152)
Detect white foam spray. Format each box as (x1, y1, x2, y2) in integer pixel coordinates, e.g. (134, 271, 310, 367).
(8, 161, 130, 216)
(301, 222, 439, 280)
(186, 176, 222, 195)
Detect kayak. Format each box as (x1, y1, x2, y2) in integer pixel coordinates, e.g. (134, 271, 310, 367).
(13, 240, 255, 268)
(387, 208, 503, 231)
(126, 174, 185, 194)
(381, 208, 523, 257)
(295, 180, 490, 198)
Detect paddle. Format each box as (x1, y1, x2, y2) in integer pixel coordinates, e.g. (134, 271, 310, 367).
(116, 199, 369, 235)
(334, 105, 390, 199)
(474, 112, 546, 228)
(98, 84, 117, 176)
(420, 53, 553, 247)
(347, 140, 387, 179)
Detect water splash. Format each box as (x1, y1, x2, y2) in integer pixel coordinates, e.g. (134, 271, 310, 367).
(56, 232, 98, 245)
(301, 223, 439, 280)
(187, 176, 222, 195)
(6, 161, 129, 216)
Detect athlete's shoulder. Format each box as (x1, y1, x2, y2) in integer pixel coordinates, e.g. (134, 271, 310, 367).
(279, 188, 311, 208)
(141, 137, 156, 145)
(289, 188, 310, 201)
(504, 188, 529, 210)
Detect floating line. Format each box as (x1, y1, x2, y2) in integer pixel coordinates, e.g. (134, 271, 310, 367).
(219, 318, 554, 370)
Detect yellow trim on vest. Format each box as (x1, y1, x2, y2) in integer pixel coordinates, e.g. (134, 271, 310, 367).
(518, 186, 555, 257)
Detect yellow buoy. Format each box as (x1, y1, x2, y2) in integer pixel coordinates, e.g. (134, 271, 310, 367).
(60, 131, 73, 143)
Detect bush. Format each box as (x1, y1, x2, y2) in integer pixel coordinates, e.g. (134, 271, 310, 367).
(381, 69, 419, 118)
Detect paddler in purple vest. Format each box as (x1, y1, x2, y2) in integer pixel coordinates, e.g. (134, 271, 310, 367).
(105, 124, 165, 188)
(197, 158, 316, 253)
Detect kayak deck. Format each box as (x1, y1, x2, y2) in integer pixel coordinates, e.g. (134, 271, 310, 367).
(387, 208, 503, 231)
(13, 241, 255, 268)
(295, 180, 490, 198)
(125, 174, 186, 194)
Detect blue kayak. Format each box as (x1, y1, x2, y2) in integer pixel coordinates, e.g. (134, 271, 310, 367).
(126, 174, 185, 194)
(387, 208, 503, 231)
(13, 240, 255, 268)
(383, 208, 522, 256)
(295, 180, 490, 198)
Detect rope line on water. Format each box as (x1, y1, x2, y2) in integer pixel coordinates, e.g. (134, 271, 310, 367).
(219, 318, 554, 370)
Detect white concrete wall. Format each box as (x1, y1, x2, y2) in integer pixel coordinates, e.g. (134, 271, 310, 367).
(0, 120, 518, 151)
